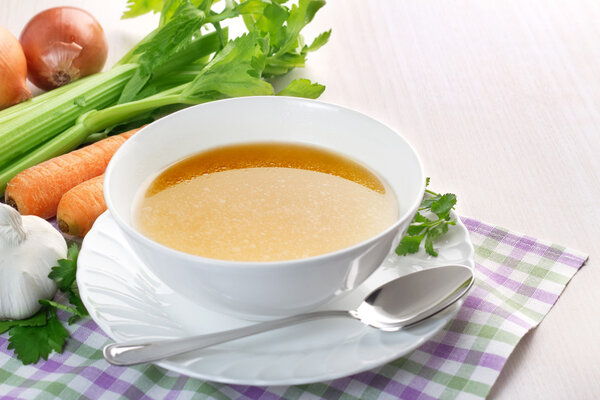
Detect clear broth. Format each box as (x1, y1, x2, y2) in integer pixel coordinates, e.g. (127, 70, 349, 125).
(135, 143, 398, 261)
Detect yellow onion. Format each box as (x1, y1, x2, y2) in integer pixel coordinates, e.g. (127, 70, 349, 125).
(0, 25, 32, 110)
(20, 7, 108, 91)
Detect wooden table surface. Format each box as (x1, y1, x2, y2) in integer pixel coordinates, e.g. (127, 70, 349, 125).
(1, 1, 598, 398)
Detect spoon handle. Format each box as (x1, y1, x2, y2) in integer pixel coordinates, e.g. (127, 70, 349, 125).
(103, 310, 350, 366)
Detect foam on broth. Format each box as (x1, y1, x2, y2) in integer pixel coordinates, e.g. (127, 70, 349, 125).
(135, 143, 398, 262)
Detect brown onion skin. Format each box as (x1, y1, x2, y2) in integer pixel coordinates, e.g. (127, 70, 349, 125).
(20, 7, 108, 91)
(0, 25, 32, 110)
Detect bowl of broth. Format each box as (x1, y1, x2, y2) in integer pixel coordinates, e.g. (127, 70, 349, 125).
(104, 96, 425, 319)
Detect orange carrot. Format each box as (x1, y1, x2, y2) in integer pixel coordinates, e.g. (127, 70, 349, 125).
(57, 175, 105, 236)
(4, 127, 140, 219)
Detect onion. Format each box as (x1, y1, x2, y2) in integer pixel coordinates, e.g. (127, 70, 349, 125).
(0, 25, 32, 110)
(20, 7, 109, 91)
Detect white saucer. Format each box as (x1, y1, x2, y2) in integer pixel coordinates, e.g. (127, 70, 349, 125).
(77, 212, 474, 386)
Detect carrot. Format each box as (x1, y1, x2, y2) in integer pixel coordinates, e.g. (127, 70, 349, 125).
(57, 175, 105, 237)
(4, 127, 140, 219)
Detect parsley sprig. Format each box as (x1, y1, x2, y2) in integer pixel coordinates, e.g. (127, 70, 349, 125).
(396, 178, 457, 257)
(2, 245, 87, 365)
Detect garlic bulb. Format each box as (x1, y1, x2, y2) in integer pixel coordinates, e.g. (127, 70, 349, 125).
(0, 204, 67, 320)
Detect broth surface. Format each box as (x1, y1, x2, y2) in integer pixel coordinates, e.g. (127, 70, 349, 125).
(135, 143, 398, 261)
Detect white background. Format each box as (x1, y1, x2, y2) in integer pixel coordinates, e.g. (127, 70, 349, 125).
(1, 1, 599, 398)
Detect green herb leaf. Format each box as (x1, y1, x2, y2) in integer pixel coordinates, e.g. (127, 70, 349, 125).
(182, 33, 274, 100)
(120, 0, 207, 103)
(428, 222, 450, 241)
(424, 234, 437, 256)
(122, 0, 164, 19)
(243, 2, 288, 47)
(278, 0, 326, 55)
(431, 193, 457, 218)
(306, 29, 331, 52)
(39, 300, 85, 319)
(0, 310, 47, 334)
(277, 78, 325, 99)
(406, 223, 427, 236)
(48, 244, 79, 292)
(47, 244, 88, 319)
(396, 234, 425, 256)
(259, 0, 328, 77)
(68, 290, 89, 319)
(7, 309, 69, 365)
(396, 179, 457, 257)
(159, 0, 209, 26)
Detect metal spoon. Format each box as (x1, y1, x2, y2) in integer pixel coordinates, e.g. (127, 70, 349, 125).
(103, 264, 474, 366)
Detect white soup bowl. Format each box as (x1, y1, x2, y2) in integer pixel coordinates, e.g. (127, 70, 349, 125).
(104, 96, 425, 320)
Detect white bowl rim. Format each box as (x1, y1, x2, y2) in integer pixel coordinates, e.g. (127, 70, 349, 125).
(104, 96, 426, 268)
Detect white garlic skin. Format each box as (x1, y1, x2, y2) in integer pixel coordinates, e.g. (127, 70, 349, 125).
(0, 204, 67, 320)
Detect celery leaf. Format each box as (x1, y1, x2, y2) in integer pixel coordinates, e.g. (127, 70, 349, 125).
(307, 30, 331, 52)
(120, 0, 206, 103)
(258, 0, 329, 76)
(122, 0, 164, 19)
(278, 0, 326, 55)
(182, 33, 274, 99)
(277, 78, 325, 99)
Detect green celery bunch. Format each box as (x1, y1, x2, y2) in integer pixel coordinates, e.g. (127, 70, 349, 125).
(0, 0, 329, 193)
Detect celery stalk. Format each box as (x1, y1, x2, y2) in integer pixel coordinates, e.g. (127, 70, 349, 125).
(0, 78, 89, 123)
(0, 124, 90, 193)
(0, 30, 226, 189)
(0, 92, 200, 192)
(0, 65, 138, 169)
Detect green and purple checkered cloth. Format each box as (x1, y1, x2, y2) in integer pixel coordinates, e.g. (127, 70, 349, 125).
(0, 217, 587, 399)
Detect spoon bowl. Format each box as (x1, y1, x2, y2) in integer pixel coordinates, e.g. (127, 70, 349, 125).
(354, 264, 474, 330)
(104, 265, 474, 366)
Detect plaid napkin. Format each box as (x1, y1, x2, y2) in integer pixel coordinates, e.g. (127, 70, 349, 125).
(0, 217, 587, 400)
